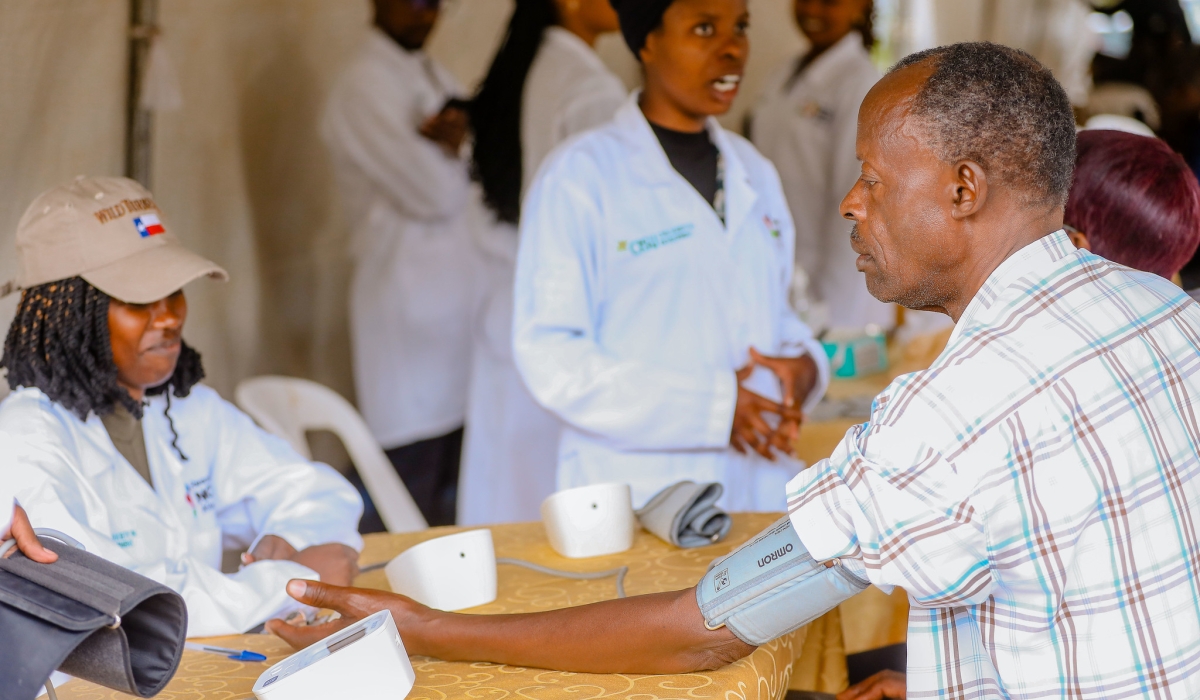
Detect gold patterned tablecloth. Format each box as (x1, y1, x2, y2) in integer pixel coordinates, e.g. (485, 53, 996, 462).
(57, 513, 846, 700)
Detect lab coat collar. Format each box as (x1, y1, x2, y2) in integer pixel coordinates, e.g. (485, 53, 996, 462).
(365, 26, 427, 70)
(78, 412, 122, 478)
(543, 27, 611, 75)
(795, 32, 868, 88)
(612, 94, 758, 232)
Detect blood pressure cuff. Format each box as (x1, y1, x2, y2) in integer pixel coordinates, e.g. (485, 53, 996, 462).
(0, 535, 187, 700)
(636, 481, 732, 548)
(696, 516, 869, 646)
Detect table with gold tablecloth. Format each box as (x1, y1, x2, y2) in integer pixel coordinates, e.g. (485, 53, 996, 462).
(57, 513, 846, 700)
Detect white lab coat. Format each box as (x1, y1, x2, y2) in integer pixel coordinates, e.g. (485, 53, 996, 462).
(322, 28, 477, 449)
(1, 481, 10, 534)
(458, 27, 627, 525)
(0, 386, 363, 638)
(751, 32, 892, 331)
(513, 96, 831, 511)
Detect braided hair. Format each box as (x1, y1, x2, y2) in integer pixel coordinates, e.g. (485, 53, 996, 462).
(469, 0, 559, 224)
(1, 277, 203, 458)
(857, 0, 876, 50)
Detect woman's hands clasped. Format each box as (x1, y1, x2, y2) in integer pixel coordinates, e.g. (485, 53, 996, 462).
(730, 347, 820, 460)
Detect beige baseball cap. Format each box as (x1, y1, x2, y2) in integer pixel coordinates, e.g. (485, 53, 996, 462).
(8, 176, 227, 303)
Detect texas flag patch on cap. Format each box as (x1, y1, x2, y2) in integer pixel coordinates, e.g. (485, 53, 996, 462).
(133, 213, 165, 238)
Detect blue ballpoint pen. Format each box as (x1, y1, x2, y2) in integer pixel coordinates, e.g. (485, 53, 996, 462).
(185, 642, 268, 662)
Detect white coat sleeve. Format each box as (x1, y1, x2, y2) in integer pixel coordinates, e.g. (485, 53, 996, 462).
(0, 433, 14, 536)
(0, 438, 324, 637)
(766, 163, 830, 413)
(555, 78, 626, 144)
(206, 396, 364, 554)
(512, 167, 737, 452)
(322, 64, 469, 222)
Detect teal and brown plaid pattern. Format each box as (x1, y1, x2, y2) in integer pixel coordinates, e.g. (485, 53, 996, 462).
(786, 230, 1200, 698)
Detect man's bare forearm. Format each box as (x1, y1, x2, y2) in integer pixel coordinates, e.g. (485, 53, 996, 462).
(411, 588, 756, 674)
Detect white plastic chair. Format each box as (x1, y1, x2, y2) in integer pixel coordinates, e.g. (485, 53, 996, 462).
(235, 375, 427, 533)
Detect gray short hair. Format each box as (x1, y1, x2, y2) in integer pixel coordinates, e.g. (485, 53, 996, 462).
(890, 42, 1077, 206)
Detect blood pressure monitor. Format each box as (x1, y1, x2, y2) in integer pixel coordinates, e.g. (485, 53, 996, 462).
(252, 610, 416, 700)
(541, 483, 636, 558)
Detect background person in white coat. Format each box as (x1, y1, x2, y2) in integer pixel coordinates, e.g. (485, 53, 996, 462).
(512, 0, 830, 511)
(458, 0, 626, 526)
(750, 0, 893, 332)
(322, 0, 475, 526)
(0, 177, 363, 637)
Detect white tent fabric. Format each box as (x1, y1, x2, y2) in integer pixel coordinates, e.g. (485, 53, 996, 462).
(930, 0, 1094, 105)
(0, 0, 1093, 407)
(149, 0, 373, 399)
(0, 1, 129, 402)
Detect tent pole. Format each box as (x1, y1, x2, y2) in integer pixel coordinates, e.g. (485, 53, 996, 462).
(126, 0, 158, 187)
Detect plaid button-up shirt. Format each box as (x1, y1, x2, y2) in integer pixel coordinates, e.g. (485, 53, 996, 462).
(787, 230, 1200, 698)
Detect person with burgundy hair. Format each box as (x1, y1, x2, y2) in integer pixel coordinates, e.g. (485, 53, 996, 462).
(1064, 129, 1200, 280)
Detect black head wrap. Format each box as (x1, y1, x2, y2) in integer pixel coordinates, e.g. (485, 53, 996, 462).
(611, 0, 675, 58)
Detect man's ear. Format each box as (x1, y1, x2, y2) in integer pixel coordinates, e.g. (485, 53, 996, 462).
(949, 160, 987, 221)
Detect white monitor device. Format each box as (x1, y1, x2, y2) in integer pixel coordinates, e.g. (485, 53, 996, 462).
(252, 609, 415, 700)
(385, 529, 498, 611)
(541, 483, 636, 558)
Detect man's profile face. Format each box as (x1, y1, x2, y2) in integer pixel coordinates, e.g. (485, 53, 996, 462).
(840, 65, 963, 313)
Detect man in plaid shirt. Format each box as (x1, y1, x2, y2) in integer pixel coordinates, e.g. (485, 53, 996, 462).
(269, 40, 1200, 699)
(789, 44, 1200, 698)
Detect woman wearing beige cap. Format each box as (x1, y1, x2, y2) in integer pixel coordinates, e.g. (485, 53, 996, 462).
(0, 176, 364, 637)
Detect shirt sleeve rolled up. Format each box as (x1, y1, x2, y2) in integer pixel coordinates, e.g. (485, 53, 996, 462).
(786, 419, 993, 608)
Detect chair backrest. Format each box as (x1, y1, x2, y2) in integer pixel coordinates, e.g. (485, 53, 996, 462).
(235, 376, 427, 533)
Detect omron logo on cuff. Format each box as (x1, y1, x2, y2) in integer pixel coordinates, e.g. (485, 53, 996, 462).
(695, 515, 868, 646)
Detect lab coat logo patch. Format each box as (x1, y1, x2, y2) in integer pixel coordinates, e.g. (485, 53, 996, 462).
(133, 213, 165, 237)
(763, 216, 782, 238)
(800, 101, 834, 122)
(111, 530, 137, 549)
(619, 224, 694, 256)
(184, 477, 216, 517)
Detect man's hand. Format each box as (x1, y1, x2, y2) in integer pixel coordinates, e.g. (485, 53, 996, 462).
(731, 363, 786, 460)
(419, 105, 469, 156)
(2, 504, 57, 563)
(266, 580, 429, 651)
(243, 537, 359, 586)
(291, 543, 360, 586)
(837, 670, 907, 700)
(746, 348, 819, 455)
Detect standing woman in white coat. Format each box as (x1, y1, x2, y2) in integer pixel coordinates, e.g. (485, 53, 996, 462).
(457, 0, 626, 525)
(749, 0, 892, 331)
(323, 0, 475, 526)
(512, 0, 830, 511)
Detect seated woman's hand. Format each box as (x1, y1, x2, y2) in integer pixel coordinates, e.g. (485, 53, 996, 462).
(290, 543, 360, 586)
(266, 580, 430, 651)
(243, 537, 359, 586)
(2, 503, 58, 563)
(243, 534, 299, 563)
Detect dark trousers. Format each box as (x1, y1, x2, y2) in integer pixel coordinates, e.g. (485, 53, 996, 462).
(384, 427, 463, 527)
